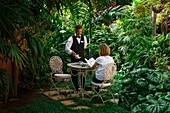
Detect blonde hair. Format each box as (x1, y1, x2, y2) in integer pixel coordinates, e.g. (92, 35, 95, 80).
(98, 43, 110, 56)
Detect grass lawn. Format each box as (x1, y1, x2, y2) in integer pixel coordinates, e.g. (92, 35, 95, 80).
(0, 72, 132, 113)
(12, 93, 131, 113)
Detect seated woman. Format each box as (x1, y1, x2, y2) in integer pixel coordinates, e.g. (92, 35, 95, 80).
(90, 43, 116, 91)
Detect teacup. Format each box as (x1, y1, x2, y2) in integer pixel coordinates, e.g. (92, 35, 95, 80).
(79, 61, 83, 65)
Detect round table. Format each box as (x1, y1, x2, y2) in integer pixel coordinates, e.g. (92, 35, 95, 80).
(67, 62, 91, 98)
(67, 62, 90, 71)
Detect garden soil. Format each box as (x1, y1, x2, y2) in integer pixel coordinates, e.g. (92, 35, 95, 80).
(0, 88, 39, 113)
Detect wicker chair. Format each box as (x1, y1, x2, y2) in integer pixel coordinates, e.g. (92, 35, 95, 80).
(49, 56, 71, 95)
(90, 63, 117, 104)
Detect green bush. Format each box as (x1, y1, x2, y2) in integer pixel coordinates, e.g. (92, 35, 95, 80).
(0, 69, 13, 102)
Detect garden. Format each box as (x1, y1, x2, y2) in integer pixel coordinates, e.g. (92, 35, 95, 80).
(0, 0, 170, 113)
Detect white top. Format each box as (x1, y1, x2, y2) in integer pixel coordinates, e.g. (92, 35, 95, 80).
(95, 56, 114, 81)
(65, 34, 88, 55)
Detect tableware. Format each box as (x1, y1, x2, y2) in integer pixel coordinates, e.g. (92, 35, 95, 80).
(75, 54, 81, 59)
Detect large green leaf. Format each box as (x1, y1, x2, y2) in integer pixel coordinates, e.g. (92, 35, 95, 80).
(148, 84, 157, 91)
(138, 95, 146, 101)
(144, 100, 169, 113)
(136, 78, 148, 87)
(146, 72, 161, 84)
(165, 94, 170, 101)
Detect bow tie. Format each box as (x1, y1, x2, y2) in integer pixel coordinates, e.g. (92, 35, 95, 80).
(76, 36, 81, 38)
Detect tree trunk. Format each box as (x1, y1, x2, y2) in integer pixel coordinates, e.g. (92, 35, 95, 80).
(152, 11, 157, 35)
(88, 0, 92, 56)
(12, 62, 19, 97)
(165, 14, 168, 34)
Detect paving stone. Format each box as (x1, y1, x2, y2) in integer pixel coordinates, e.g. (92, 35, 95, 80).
(93, 103, 104, 106)
(70, 94, 81, 98)
(72, 106, 90, 110)
(110, 99, 119, 104)
(49, 95, 66, 100)
(60, 100, 76, 106)
(42, 90, 59, 96)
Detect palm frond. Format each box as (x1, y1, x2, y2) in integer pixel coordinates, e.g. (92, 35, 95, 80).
(8, 44, 28, 70)
(0, 38, 8, 61)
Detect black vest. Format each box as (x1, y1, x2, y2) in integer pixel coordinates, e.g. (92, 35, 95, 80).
(71, 35, 85, 62)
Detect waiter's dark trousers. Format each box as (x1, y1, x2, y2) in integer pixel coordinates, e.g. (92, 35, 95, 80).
(72, 70, 85, 91)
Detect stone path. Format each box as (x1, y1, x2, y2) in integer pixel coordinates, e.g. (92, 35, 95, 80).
(42, 88, 119, 109)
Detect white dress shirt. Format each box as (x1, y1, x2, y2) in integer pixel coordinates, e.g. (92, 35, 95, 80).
(65, 34, 88, 55)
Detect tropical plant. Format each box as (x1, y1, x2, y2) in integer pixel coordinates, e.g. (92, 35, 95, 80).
(0, 0, 50, 96)
(109, 2, 152, 67)
(109, 1, 170, 112)
(116, 62, 170, 112)
(125, 33, 170, 69)
(0, 69, 12, 102)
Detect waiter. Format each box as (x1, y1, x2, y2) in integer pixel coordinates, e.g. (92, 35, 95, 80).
(65, 24, 88, 93)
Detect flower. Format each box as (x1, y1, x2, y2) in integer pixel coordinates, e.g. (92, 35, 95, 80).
(60, 30, 66, 33)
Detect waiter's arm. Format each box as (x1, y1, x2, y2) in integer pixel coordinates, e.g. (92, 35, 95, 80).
(65, 36, 76, 57)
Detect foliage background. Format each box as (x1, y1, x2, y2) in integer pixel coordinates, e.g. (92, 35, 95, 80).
(0, 0, 170, 112)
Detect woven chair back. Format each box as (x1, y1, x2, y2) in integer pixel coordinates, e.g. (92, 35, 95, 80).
(103, 63, 116, 82)
(49, 56, 63, 74)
